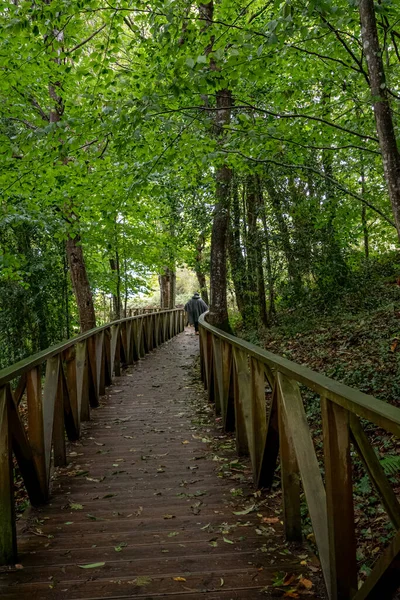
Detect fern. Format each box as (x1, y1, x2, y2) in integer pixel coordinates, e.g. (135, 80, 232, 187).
(380, 455, 400, 477)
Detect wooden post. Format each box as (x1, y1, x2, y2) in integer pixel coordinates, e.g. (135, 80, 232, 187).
(86, 336, 99, 407)
(321, 398, 358, 600)
(278, 373, 331, 593)
(26, 367, 47, 498)
(62, 347, 80, 438)
(257, 383, 280, 488)
(95, 331, 105, 396)
(76, 341, 89, 422)
(250, 358, 267, 482)
(53, 369, 66, 467)
(0, 386, 17, 565)
(103, 329, 112, 386)
(42, 356, 60, 479)
(277, 381, 302, 542)
(232, 349, 249, 456)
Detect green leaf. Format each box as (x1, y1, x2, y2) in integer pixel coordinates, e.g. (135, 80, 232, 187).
(78, 562, 105, 569)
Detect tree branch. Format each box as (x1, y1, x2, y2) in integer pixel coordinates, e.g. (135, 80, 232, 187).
(68, 23, 107, 53)
(223, 149, 396, 228)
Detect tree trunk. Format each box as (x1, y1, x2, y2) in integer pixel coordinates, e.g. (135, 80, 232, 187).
(209, 161, 231, 330)
(244, 176, 259, 327)
(228, 176, 247, 317)
(265, 177, 301, 290)
(199, 1, 232, 331)
(195, 236, 209, 305)
(66, 236, 96, 332)
(360, 161, 369, 260)
(110, 254, 121, 320)
(359, 0, 400, 241)
(159, 267, 176, 308)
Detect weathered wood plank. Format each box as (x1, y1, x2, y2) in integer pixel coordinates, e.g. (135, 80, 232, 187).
(62, 347, 80, 439)
(7, 383, 45, 506)
(26, 367, 47, 497)
(52, 370, 66, 467)
(278, 383, 302, 542)
(212, 335, 223, 415)
(250, 358, 267, 481)
(350, 413, 400, 530)
(87, 336, 99, 407)
(232, 348, 249, 456)
(95, 331, 105, 396)
(257, 383, 280, 489)
(75, 341, 89, 422)
(42, 356, 60, 479)
(321, 397, 357, 600)
(0, 386, 16, 564)
(277, 372, 331, 595)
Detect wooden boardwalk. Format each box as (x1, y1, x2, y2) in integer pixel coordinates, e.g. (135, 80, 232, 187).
(0, 330, 318, 600)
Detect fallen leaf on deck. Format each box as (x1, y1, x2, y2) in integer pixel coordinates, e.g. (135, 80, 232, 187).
(78, 562, 105, 569)
(233, 504, 256, 516)
(134, 576, 152, 586)
(262, 516, 279, 524)
(298, 577, 313, 590)
(173, 577, 186, 582)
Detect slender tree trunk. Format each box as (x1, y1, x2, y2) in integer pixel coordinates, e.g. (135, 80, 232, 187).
(66, 236, 96, 332)
(245, 175, 268, 328)
(195, 237, 209, 305)
(360, 161, 369, 260)
(265, 177, 301, 290)
(159, 267, 176, 308)
(260, 183, 275, 319)
(209, 161, 231, 329)
(359, 0, 400, 241)
(110, 254, 121, 320)
(228, 180, 247, 317)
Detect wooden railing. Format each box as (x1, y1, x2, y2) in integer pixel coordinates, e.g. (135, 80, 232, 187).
(199, 313, 400, 600)
(0, 308, 184, 564)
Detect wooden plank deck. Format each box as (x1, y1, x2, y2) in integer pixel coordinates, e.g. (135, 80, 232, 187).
(0, 329, 321, 599)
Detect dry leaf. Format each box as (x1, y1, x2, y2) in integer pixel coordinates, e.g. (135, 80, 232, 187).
(262, 516, 279, 524)
(298, 578, 313, 590)
(173, 576, 186, 582)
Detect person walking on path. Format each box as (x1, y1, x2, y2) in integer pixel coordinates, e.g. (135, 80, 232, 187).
(184, 292, 208, 334)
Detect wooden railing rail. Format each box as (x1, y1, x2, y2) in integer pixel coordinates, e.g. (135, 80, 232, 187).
(0, 308, 184, 564)
(199, 313, 400, 600)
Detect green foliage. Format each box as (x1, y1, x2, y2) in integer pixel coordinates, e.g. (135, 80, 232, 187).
(379, 455, 400, 477)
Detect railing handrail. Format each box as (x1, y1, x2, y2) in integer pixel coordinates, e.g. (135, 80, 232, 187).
(0, 309, 181, 387)
(199, 312, 400, 599)
(198, 312, 400, 436)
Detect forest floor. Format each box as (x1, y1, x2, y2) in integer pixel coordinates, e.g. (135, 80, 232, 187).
(239, 300, 400, 586)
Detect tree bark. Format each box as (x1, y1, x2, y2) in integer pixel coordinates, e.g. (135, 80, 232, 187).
(265, 177, 301, 290)
(110, 254, 121, 320)
(159, 267, 176, 308)
(66, 236, 96, 332)
(228, 176, 247, 317)
(199, 1, 232, 331)
(209, 160, 231, 330)
(359, 0, 400, 241)
(195, 236, 209, 305)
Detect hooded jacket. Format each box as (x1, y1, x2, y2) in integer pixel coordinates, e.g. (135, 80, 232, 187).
(184, 294, 208, 324)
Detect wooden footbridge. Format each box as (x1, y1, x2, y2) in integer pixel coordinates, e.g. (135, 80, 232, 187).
(0, 309, 399, 599)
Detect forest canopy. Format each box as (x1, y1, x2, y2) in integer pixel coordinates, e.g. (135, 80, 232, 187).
(1, 0, 400, 364)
